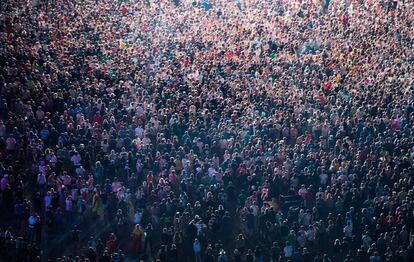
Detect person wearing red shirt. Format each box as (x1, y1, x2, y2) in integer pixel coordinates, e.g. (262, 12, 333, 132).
(342, 14, 348, 26)
(93, 112, 103, 125)
(106, 233, 117, 253)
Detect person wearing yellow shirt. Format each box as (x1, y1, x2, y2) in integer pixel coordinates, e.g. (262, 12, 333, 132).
(131, 224, 144, 254)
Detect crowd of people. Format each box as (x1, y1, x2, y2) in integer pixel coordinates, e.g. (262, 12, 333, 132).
(0, 0, 413, 261)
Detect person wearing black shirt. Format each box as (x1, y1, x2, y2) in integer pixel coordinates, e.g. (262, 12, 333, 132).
(168, 244, 178, 262)
(245, 249, 254, 262)
(86, 247, 97, 262)
(271, 242, 280, 262)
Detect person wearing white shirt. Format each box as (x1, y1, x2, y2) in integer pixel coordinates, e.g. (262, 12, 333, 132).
(169, 115, 176, 126)
(306, 225, 316, 243)
(303, 211, 313, 227)
(135, 126, 144, 138)
(297, 228, 306, 248)
(71, 152, 81, 167)
(142, 136, 151, 147)
(343, 221, 353, 238)
(60, 172, 71, 186)
(362, 232, 372, 251)
(112, 179, 122, 193)
(298, 184, 307, 198)
(315, 188, 326, 200)
(250, 202, 259, 217)
(207, 167, 217, 177)
(283, 242, 293, 258)
(319, 172, 329, 186)
(37, 173, 46, 185)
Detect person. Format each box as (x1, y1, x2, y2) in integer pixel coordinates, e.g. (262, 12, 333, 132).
(169, 244, 179, 262)
(86, 247, 97, 262)
(71, 226, 81, 255)
(234, 248, 242, 262)
(106, 233, 117, 253)
(27, 214, 36, 243)
(246, 249, 254, 262)
(0, 0, 413, 261)
(204, 246, 215, 262)
(131, 224, 144, 254)
(343, 221, 353, 238)
(95, 161, 104, 186)
(158, 245, 168, 261)
(362, 232, 372, 252)
(271, 242, 280, 262)
(254, 246, 263, 262)
(96, 239, 105, 259)
(283, 241, 293, 259)
(193, 238, 201, 262)
(144, 223, 155, 260)
(369, 251, 380, 262)
(235, 234, 245, 254)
